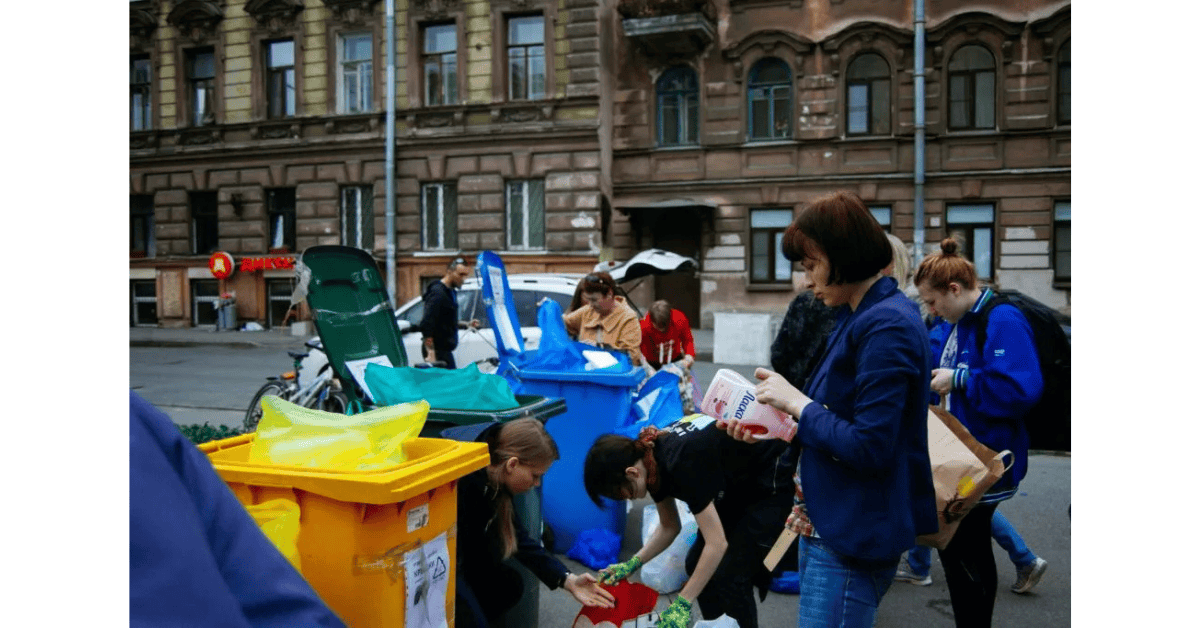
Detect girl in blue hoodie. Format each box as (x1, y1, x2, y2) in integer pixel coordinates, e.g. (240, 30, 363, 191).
(912, 238, 1044, 627)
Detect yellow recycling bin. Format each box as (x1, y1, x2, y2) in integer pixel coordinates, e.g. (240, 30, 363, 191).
(198, 432, 489, 628)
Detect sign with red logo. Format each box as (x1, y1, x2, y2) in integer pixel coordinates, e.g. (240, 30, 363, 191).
(240, 256, 296, 272)
(208, 251, 235, 279)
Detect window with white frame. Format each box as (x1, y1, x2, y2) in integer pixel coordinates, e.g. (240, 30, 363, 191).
(421, 182, 458, 250)
(187, 48, 216, 126)
(131, 56, 152, 131)
(1057, 40, 1070, 126)
(868, 205, 892, 233)
(423, 23, 457, 106)
(131, 280, 158, 327)
(946, 204, 994, 280)
(508, 15, 545, 100)
(340, 185, 375, 250)
(1053, 200, 1070, 282)
(338, 32, 373, 113)
(267, 188, 296, 252)
(657, 66, 699, 146)
(191, 279, 220, 326)
(748, 58, 792, 141)
(506, 179, 545, 250)
(750, 208, 793, 283)
(267, 279, 294, 329)
(266, 39, 296, 118)
(846, 53, 890, 136)
(190, 191, 219, 254)
(948, 45, 995, 130)
(131, 194, 155, 257)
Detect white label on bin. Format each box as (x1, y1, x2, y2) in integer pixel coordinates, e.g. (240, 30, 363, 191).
(408, 504, 430, 533)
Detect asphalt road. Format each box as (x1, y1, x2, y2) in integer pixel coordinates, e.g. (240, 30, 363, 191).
(129, 344, 1071, 627)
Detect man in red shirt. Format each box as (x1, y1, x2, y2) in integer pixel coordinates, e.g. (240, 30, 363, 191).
(639, 300, 695, 370)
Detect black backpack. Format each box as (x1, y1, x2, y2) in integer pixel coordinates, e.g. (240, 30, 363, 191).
(975, 289, 1071, 452)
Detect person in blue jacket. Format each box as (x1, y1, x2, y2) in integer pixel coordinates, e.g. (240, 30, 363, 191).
(129, 391, 345, 627)
(723, 191, 938, 628)
(911, 237, 1045, 627)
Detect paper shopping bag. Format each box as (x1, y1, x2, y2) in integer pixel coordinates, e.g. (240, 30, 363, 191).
(916, 405, 1012, 549)
(572, 580, 663, 628)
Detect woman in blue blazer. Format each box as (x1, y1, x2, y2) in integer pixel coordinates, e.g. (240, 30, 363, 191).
(722, 191, 938, 628)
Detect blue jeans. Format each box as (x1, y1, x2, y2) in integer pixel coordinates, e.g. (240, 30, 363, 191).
(905, 508, 1036, 576)
(797, 537, 898, 628)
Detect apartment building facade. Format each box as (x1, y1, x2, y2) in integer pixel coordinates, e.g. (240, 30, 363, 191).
(130, 0, 1070, 330)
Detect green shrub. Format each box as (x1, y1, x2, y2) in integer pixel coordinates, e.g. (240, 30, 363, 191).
(177, 422, 246, 445)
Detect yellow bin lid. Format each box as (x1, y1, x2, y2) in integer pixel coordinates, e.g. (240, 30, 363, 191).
(198, 434, 490, 505)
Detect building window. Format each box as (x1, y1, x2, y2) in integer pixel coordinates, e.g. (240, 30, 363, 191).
(657, 66, 699, 147)
(506, 179, 545, 250)
(868, 206, 892, 233)
(748, 58, 792, 141)
(266, 188, 297, 252)
(846, 53, 890, 136)
(341, 185, 375, 250)
(750, 208, 793, 283)
(131, 280, 158, 327)
(423, 23, 457, 106)
(1057, 40, 1070, 126)
(266, 39, 296, 118)
(267, 279, 295, 329)
(131, 194, 155, 258)
(1053, 200, 1071, 282)
(421, 182, 458, 250)
(187, 48, 216, 126)
(948, 45, 995, 130)
(946, 204, 994, 281)
(508, 15, 545, 101)
(338, 33, 373, 113)
(191, 279, 220, 327)
(131, 56, 152, 131)
(190, 191, 219, 255)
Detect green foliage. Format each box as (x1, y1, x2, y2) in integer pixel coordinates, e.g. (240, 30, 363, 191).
(177, 422, 246, 445)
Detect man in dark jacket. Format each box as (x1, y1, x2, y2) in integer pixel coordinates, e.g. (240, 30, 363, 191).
(420, 257, 474, 369)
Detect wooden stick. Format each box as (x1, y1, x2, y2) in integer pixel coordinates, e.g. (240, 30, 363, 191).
(763, 528, 798, 571)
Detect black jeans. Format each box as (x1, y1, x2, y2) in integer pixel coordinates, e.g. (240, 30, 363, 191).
(683, 491, 792, 628)
(937, 501, 1001, 628)
(432, 348, 457, 369)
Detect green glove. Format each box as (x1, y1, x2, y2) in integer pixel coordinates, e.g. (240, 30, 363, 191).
(655, 596, 692, 628)
(599, 555, 643, 584)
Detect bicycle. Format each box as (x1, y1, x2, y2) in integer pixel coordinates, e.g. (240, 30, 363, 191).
(244, 339, 348, 431)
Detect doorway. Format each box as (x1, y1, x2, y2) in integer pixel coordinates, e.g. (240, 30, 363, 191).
(649, 208, 702, 328)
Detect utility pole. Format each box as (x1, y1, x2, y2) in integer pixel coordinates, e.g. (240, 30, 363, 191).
(384, 0, 397, 307)
(913, 0, 927, 270)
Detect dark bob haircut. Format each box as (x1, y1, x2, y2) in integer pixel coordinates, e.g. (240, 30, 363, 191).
(781, 191, 892, 285)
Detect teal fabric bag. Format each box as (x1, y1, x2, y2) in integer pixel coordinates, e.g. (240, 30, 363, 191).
(363, 362, 520, 410)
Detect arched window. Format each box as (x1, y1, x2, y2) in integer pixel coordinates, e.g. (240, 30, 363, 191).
(846, 52, 891, 135)
(657, 66, 699, 146)
(1057, 39, 1070, 125)
(948, 44, 995, 130)
(747, 58, 791, 140)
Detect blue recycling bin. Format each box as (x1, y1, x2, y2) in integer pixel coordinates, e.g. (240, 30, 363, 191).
(507, 363, 645, 554)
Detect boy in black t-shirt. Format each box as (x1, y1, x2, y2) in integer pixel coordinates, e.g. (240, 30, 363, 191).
(583, 415, 794, 628)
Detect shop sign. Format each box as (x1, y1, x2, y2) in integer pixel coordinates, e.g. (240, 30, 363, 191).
(208, 251, 235, 279)
(240, 256, 296, 272)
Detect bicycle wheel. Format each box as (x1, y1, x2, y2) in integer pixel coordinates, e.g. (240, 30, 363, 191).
(244, 381, 287, 432)
(320, 390, 349, 415)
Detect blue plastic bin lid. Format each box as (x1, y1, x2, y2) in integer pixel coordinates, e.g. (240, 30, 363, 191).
(476, 251, 526, 360)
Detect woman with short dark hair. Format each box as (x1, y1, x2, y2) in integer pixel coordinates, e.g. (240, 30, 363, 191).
(562, 271, 643, 365)
(724, 190, 938, 628)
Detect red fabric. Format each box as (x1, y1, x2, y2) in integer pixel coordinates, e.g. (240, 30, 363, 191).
(639, 309, 695, 366)
(574, 580, 659, 627)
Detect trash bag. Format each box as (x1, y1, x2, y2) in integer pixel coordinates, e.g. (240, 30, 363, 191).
(619, 374, 686, 439)
(695, 614, 741, 628)
(363, 361, 519, 410)
(566, 528, 622, 571)
(245, 499, 302, 572)
(639, 500, 698, 594)
(572, 580, 663, 628)
(509, 299, 634, 374)
(248, 395, 428, 471)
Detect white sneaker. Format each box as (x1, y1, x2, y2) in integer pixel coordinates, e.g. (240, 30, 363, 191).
(893, 564, 932, 586)
(1011, 557, 1048, 594)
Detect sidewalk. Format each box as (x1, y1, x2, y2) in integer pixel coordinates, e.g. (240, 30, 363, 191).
(130, 325, 716, 361)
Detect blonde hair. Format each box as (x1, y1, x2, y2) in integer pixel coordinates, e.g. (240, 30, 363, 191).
(885, 233, 911, 291)
(488, 418, 559, 558)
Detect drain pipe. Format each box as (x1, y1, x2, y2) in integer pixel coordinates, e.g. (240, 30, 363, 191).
(384, 0, 397, 308)
(912, 0, 927, 269)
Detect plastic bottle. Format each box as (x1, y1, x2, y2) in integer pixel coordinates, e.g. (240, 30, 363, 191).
(699, 369, 797, 442)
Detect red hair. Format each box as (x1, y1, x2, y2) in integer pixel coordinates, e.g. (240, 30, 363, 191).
(914, 238, 978, 292)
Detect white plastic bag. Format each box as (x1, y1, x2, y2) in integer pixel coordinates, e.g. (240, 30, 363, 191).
(639, 500, 698, 593)
(695, 614, 741, 628)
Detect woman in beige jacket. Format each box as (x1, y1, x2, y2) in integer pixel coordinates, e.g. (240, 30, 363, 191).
(562, 271, 643, 365)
